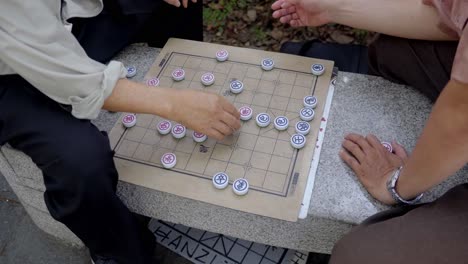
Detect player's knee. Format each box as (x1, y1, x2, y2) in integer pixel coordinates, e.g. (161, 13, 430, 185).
(52, 132, 117, 198)
(329, 231, 362, 264)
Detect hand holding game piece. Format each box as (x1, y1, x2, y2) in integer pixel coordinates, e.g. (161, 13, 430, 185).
(271, 0, 333, 27)
(168, 89, 241, 141)
(339, 134, 408, 205)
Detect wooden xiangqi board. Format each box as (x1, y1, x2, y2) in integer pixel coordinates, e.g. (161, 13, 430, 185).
(109, 38, 334, 221)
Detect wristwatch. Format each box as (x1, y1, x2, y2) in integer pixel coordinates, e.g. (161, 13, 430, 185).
(386, 166, 424, 205)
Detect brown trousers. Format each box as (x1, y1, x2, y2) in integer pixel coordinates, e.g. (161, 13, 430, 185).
(330, 35, 468, 263)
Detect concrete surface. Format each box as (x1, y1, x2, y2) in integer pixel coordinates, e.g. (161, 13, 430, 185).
(0, 173, 90, 264)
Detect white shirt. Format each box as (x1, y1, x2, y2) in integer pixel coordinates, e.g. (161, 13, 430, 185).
(0, 0, 127, 119)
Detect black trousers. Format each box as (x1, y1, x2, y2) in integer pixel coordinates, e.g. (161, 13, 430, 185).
(368, 34, 458, 101)
(0, 1, 202, 263)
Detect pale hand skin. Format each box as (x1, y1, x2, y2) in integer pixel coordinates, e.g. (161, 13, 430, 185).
(103, 79, 241, 141)
(271, 0, 332, 27)
(164, 0, 196, 8)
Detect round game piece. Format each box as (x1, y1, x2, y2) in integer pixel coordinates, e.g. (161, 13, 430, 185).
(126, 66, 137, 78)
(230, 80, 244, 94)
(201, 72, 215, 86)
(212, 172, 229, 190)
(311, 64, 325, 76)
(239, 106, 253, 121)
(122, 114, 137, 128)
(290, 134, 307, 149)
(172, 68, 185, 81)
(382, 141, 393, 153)
(232, 178, 249, 196)
(303, 95, 318, 109)
(299, 107, 315, 122)
(146, 77, 160, 87)
(295, 121, 311, 135)
(157, 120, 172, 135)
(216, 50, 229, 62)
(171, 124, 186, 139)
(274, 116, 289, 131)
(161, 153, 177, 169)
(255, 113, 271, 128)
(192, 131, 207, 143)
(261, 58, 274, 71)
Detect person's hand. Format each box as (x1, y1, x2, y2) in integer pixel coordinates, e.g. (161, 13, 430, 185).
(339, 133, 409, 205)
(169, 89, 240, 141)
(271, 0, 333, 27)
(164, 0, 196, 8)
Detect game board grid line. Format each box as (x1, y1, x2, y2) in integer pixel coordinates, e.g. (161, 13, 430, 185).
(203, 136, 235, 169)
(201, 140, 222, 177)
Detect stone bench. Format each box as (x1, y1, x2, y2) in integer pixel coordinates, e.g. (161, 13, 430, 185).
(2, 44, 467, 254)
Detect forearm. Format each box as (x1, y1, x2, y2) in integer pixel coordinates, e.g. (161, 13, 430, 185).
(329, 0, 456, 40)
(103, 79, 173, 119)
(397, 80, 468, 199)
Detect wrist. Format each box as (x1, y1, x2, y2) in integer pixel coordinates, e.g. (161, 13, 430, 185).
(387, 166, 424, 205)
(394, 167, 423, 201)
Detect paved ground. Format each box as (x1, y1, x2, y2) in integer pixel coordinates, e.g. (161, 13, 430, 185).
(0, 174, 329, 264)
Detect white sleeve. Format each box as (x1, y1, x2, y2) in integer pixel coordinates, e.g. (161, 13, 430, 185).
(0, 0, 127, 119)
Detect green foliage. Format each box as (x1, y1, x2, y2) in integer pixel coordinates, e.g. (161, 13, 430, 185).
(352, 29, 369, 43)
(251, 25, 267, 42)
(203, 0, 248, 30)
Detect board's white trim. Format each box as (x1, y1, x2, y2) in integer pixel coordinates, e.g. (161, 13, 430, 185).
(298, 79, 336, 219)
